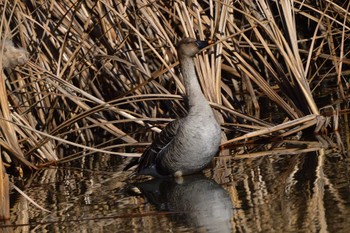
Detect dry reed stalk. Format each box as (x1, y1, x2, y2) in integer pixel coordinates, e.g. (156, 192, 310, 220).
(222, 114, 318, 147)
(232, 146, 324, 160)
(0, 37, 36, 168)
(0, 156, 10, 220)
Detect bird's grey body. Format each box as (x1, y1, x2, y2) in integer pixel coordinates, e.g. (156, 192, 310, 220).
(126, 38, 221, 177)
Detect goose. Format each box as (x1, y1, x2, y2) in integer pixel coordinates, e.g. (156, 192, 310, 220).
(124, 37, 221, 177)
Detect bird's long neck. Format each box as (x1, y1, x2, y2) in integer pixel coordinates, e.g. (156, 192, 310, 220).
(180, 56, 209, 112)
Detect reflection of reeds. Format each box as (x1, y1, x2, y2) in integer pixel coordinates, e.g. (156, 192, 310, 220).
(207, 135, 348, 232)
(0, 0, 349, 219)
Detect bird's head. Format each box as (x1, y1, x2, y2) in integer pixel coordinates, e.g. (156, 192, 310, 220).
(177, 37, 209, 57)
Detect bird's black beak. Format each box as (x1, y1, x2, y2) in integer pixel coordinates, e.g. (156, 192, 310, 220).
(195, 40, 209, 49)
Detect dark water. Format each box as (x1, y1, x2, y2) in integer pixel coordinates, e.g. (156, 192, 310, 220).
(1, 137, 350, 233)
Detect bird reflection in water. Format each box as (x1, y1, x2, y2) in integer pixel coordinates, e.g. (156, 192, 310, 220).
(132, 174, 233, 233)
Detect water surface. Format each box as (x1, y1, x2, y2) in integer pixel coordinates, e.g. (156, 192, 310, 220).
(1, 137, 350, 233)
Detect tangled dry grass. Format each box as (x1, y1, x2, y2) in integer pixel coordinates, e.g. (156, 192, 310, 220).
(0, 0, 349, 219)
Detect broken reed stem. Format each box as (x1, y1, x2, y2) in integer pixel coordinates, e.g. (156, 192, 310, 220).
(0, 156, 10, 220)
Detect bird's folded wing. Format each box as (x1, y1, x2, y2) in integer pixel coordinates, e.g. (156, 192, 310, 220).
(137, 119, 181, 172)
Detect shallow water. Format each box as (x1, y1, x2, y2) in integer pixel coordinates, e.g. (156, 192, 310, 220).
(1, 137, 350, 233)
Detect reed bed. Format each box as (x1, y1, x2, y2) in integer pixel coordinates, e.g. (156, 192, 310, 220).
(0, 0, 349, 219)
